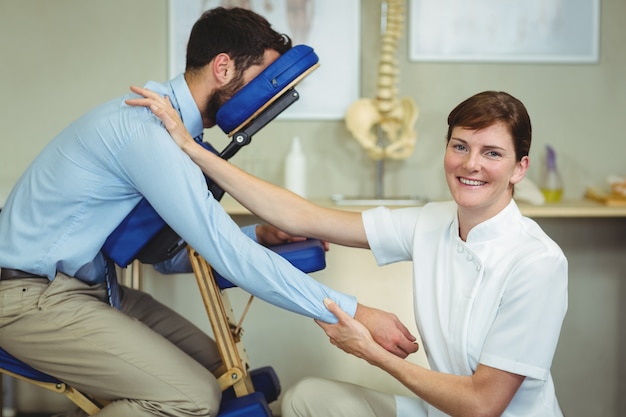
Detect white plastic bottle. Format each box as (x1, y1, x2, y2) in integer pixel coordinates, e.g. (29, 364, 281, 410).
(284, 136, 307, 197)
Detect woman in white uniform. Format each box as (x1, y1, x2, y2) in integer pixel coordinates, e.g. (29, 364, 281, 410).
(128, 90, 567, 417)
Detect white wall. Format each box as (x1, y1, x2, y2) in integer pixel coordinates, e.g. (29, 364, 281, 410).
(1, 1, 625, 416)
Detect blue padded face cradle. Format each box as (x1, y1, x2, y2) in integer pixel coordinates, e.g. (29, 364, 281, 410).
(216, 44, 319, 135)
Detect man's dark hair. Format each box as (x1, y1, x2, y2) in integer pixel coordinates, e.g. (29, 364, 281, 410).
(186, 7, 292, 75)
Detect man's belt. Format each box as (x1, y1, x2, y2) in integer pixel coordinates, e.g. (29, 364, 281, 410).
(0, 268, 47, 280)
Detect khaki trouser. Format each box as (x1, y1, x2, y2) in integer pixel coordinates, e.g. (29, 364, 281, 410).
(281, 377, 397, 417)
(0, 273, 222, 416)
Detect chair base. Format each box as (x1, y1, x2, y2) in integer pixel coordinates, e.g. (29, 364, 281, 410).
(219, 391, 272, 417)
(221, 366, 280, 404)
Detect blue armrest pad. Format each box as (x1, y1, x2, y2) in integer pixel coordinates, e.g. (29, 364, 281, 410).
(0, 348, 59, 384)
(216, 44, 319, 135)
(102, 198, 165, 267)
(268, 238, 326, 273)
(214, 239, 326, 289)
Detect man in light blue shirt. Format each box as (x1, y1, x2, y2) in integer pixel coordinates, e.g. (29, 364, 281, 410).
(0, 7, 416, 416)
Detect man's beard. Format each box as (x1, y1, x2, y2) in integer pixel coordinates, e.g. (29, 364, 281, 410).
(203, 70, 246, 127)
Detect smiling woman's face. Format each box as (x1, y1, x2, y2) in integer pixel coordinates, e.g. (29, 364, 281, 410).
(444, 122, 528, 223)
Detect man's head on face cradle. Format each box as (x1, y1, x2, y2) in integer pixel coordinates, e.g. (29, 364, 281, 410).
(184, 7, 292, 127)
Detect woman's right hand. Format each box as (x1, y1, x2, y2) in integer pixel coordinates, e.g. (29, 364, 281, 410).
(125, 86, 195, 151)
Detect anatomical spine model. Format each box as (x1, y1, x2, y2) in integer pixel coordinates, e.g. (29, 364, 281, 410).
(345, 0, 418, 161)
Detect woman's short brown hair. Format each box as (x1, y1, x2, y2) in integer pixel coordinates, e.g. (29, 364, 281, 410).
(446, 91, 532, 161)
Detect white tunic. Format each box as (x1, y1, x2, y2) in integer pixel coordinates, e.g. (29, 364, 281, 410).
(362, 200, 567, 417)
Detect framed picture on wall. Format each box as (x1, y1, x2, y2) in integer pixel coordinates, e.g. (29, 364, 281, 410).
(168, 0, 360, 119)
(408, 0, 600, 63)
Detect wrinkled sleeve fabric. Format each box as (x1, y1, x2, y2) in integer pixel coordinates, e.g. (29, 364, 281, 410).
(153, 224, 258, 274)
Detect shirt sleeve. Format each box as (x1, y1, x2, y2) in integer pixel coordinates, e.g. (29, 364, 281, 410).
(153, 224, 259, 274)
(240, 224, 258, 241)
(362, 206, 420, 266)
(479, 253, 568, 380)
(115, 121, 356, 322)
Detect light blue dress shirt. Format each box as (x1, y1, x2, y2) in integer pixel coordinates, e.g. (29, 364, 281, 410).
(0, 74, 356, 322)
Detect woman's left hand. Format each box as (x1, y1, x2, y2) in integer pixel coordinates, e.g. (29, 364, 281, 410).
(316, 298, 384, 364)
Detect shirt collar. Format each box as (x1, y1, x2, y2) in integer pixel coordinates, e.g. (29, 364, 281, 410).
(143, 74, 204, 141)
(458, 200, 522, 244)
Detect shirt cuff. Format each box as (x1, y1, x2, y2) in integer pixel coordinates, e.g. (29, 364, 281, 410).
(240, 224, 258, 242)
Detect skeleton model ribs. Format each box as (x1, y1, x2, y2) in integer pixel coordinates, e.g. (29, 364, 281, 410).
(345, 0, 418, 161)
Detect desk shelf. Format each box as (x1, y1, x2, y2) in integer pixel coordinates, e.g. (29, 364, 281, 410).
(516, 200, 626, 218)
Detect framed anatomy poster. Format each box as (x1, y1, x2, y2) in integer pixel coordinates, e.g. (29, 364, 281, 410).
(408, 0, 600, 63)
(168, 0, 361, 119)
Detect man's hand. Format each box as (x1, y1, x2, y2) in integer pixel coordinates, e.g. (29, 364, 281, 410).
(316, 299, 418, 362)
(255, 224, 329, 250)
(353, 303, 419, 358)
(317, 300, 418, 358)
